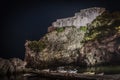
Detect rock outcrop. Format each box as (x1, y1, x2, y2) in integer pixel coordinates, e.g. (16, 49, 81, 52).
(25, 7, 120, 69)
(78, 11, 120, 66)
(25, 26, 86, 69)
(0, 58, 26, 75)
(52, 7, 105, 28)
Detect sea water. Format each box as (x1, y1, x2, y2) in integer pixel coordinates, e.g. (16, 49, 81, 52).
(1, 65, 120, 80)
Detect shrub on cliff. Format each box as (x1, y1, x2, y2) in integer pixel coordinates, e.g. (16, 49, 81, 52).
(28, 40, 46, 53)
(56, 27, 65, 32)
(84, 11, 120, 41)
(79, 26, 87, 32)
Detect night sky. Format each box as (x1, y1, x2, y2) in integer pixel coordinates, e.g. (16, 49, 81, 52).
(1, 0, 120, 59)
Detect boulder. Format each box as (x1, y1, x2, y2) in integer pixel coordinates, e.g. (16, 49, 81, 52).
(0, 58, 26, 75)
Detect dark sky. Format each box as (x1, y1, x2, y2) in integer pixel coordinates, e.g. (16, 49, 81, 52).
(1, 0, 120, 59)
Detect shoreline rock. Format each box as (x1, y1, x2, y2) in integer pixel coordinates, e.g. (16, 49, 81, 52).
(0, 58, 26, 75)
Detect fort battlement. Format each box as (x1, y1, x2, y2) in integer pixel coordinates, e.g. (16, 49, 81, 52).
(52, 7, 105, 28)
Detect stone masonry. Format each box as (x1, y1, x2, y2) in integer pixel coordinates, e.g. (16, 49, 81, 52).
(52, 7, 105, 28)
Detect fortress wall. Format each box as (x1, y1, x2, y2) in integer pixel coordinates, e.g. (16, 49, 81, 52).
(52, 7, 105, 28)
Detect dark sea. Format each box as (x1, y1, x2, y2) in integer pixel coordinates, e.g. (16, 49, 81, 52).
(0, 76, 61, 80)
(0, 75, 91, 80)
(0, 76, 96, 80)
(1, 65, 120, 80)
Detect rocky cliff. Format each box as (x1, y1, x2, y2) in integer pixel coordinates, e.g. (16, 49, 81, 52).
(25, 7, 120, 69)
(25, 26, 86, 69)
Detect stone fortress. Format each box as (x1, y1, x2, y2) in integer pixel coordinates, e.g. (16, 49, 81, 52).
(52, 7, 106, 28)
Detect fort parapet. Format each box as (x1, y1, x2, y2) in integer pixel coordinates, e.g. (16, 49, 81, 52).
(52, 7, 105, 28)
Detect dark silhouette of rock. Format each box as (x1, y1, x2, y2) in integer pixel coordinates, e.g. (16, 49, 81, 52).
(0, 58, 26, 75)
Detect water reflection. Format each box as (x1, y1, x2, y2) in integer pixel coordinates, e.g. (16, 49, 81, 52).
(77, 65, 120, 74)
(0, 75, 58, 80)
(1, 65, 120, 80)
(0, 75, 95, 80)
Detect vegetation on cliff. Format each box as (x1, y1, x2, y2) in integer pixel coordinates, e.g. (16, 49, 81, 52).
(79, 26, 88, 32)
(56, 27, 65, 32)
(84, 11, 120, 41)
(28, 40, 46, 53)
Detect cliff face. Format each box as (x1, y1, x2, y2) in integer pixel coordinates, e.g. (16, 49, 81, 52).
(25, 7, 120, 69)
(25, 27, 86, 69)
(79, 11, 120, 66)
(52, 7, 105, 28)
